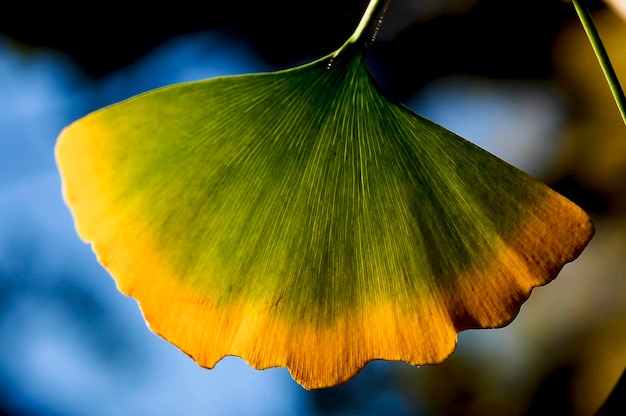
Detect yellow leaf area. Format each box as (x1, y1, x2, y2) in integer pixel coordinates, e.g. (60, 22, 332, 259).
(56, 55, 594, 388)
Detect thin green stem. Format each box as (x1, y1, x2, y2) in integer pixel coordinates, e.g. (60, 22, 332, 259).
(331, 0, 389, 59)
(572, 0, 626, 125)
(348, 0, 390, 46)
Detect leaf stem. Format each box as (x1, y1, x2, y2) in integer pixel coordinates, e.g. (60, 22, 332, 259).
(572, 0, 626, 125)
(347, 0, 390, 48)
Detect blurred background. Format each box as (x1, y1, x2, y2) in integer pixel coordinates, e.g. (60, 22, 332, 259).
(0, 0, 624, 414)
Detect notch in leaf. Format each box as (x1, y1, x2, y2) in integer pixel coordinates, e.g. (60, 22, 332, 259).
(55, 0, 594, 389)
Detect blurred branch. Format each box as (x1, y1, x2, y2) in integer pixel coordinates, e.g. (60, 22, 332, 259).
(572, 0, 626, 125)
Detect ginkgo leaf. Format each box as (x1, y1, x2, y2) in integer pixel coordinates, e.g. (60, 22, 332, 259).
(55, 1, 594, 389)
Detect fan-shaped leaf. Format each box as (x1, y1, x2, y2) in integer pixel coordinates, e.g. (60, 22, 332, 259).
(56, 38, 593, 388)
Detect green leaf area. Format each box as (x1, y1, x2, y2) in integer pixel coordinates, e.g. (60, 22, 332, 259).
(56, 43, 593, 388)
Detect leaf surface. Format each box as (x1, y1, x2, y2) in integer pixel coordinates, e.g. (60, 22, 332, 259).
(56, 43, 594, 389)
